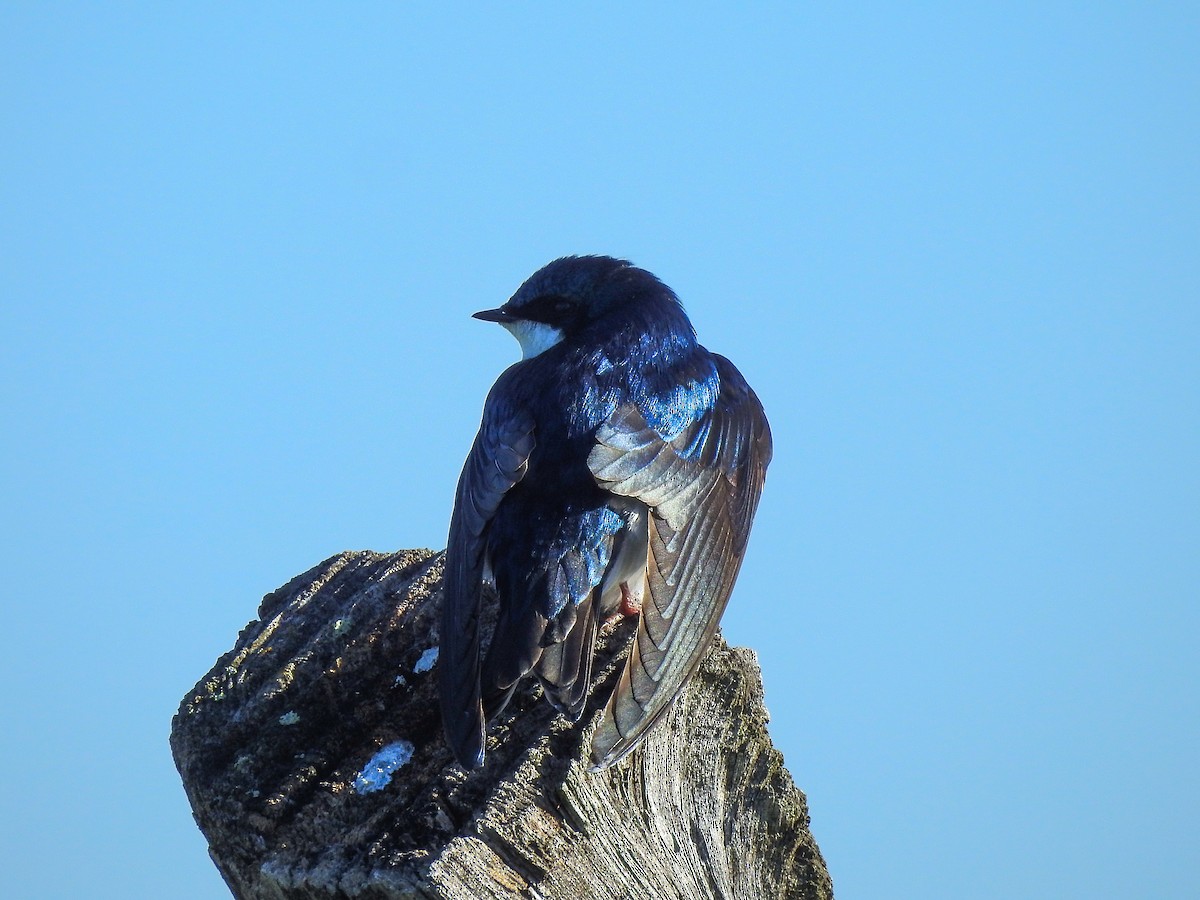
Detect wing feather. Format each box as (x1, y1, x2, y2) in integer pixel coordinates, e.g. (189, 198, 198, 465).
(439, 402, 535, 768)
(587, 354, 771, 769)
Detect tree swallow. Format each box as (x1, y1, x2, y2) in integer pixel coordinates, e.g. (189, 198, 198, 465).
(440, 256, 772, 770)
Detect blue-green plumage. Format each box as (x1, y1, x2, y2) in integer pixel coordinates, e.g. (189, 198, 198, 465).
(440, 256, 772, 770)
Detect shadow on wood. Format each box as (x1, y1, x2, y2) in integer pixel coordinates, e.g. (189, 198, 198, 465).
(171, 549, 833, 899)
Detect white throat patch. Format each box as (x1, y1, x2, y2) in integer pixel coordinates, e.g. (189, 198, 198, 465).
(502, 320, 566, 360)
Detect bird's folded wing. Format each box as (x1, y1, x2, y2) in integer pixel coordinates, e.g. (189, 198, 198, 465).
(440, 403, 535, 768)
(586, 356, 772, 769)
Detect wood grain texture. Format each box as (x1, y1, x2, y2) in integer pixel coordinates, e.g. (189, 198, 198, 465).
(171, 549, 832, 899)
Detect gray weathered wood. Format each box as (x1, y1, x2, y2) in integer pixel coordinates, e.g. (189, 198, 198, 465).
(171, 549, 832, 899)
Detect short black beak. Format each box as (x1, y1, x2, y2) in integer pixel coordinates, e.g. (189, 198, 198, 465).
(472, 307, 513, 323)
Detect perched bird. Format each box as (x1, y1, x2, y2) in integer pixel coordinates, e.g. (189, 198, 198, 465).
(439, 255, 772, 770)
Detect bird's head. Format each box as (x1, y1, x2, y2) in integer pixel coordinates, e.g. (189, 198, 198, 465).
(474, 255, 692, 360)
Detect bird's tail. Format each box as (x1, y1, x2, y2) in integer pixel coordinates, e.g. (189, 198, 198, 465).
(534, 590, 598, 721)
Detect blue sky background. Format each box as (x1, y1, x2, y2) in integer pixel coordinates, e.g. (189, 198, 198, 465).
(2, 4, 1196, 898)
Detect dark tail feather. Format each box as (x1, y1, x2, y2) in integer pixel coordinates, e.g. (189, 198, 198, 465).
(535, 591, 598, 720)
(480, 602, 547, 721)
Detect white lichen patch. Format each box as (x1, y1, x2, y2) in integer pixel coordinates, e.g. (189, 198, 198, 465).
(413, 647, 439, 673)
(332, 618, 352, 635)
(278, 711, 300, 726)
(353, 740, 415, 794)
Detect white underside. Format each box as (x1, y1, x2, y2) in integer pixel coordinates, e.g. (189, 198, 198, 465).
(599, 500, 649, 615)
(502, 320, 565, 360)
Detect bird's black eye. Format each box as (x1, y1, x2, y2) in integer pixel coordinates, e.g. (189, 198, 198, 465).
(518, 293, 582, 326)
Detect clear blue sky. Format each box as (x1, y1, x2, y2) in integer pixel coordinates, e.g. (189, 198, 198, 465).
(2, 4, 1196, 898)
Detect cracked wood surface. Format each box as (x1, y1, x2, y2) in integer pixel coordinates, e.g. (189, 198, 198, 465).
(171, 549, 833, 899)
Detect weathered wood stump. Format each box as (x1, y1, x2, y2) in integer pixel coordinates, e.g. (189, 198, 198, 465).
(171, 549, 832, 899)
